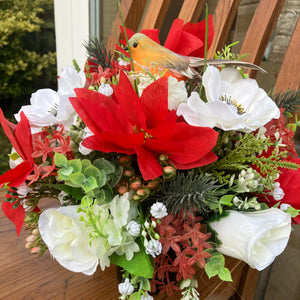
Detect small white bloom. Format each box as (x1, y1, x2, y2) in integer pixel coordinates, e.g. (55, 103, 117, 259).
(272, 185, 285, 201)
(145, 239, 162, 258)
(177, 66, 280, 132)
(98, 83, 113, 96)
(17, 183, 32, 198)
(280, 203, 291, 211)
(58, 191, 70, 205)
(118, 278, 134, 297)
(126, 221, 141, 237)
(150, 202, 168, 219)
(209, 208, 291, 271)
(78, 143, 93, 155)
(167, 76, 188, 110)
(110, 193, 130, 228)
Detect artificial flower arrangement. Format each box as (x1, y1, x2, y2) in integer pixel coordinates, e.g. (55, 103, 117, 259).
(1, 14, 300, 300)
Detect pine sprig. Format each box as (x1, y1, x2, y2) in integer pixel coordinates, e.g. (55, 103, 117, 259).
(274, 89, 300, 117)
(84, 36, 112, 69)
(152, 171, 225, 216)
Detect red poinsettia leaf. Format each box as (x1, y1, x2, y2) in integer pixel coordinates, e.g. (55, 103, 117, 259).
(82, 132, 144, 155)
(0, 109, 30, 162)
(140, 77, 169, 128)
(164, 19, 184, 51)
(0, 162, 33, 188)
(2, 200, 25, 236)
(14, 112, 33, 162)
(146, 111, 177, 141)
(174, 31, 204, 56)
(173, 151, 218, 170)
(170, 123, 218, 164)
(134, 145, 163, 180)
(114, 71, 147, 129)
(71, 89, 126, 136)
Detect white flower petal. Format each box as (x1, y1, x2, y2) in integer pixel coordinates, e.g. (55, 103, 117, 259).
(209, 208, 291, 270)
(180, 66, 280, 132)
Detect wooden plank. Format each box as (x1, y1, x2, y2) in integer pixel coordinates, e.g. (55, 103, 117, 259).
(0, 189, 245, 300)
(274, 16, 300, 93)
(178, 0, 205, 23)
(106, 0, 148, 52)
(141, 0, 171, 30)
(240, 0, 286, 78)
(235, 266, 259, 300)
(207, 0, 241, 58)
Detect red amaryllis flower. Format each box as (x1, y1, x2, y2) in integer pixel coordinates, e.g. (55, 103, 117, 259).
(118, 16, 214, 58)
(70, 72, 218, 180)
(0, 109, 34, 188)
(262, 157, 300, 224)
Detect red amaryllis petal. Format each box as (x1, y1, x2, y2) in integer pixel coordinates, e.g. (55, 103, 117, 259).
(140, 76, 169, 128)
(140, 29, 160, 44)
(164, 19, 184, 51)
(173, 31, 203, 56)
(134, 145, 163, 180)
(183, 15, 214, 57)
(2, 200, 25, 236)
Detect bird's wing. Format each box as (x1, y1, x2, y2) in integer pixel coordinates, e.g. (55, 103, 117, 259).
(188, 57, 266, 73)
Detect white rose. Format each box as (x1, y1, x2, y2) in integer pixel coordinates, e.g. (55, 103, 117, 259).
(38, 206, 99, 275)
(209, 208, 291, 271)
(150, 202, 168, 219)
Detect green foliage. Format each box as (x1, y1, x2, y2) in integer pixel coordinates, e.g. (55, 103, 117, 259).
(153, 170, 228, 216)
(54, 153, 122, 203)
(110, 239, 154, 279)
(274, 89, 300, 117)
(0, 0, 56, 115)
(204, 132, 299, 189)
(205, 251, 232, 281)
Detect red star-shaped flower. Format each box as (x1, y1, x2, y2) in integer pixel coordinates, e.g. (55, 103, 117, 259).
(70, 72, 218, 180)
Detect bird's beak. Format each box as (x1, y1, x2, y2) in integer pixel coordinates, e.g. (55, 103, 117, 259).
(123, 46, 128, 51)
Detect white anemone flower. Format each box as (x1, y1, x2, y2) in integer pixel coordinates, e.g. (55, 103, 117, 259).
(15, 66, 85, 132)
(177, 66, 280, 132)
(57, 65, 86, 96)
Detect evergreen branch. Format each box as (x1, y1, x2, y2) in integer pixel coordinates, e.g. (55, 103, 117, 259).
(274, 89, 300, 117)
(151, 170, 225, 216)
(83, 36, 112, 69)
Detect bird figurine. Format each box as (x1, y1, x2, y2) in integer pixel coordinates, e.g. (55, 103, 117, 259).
(124, 33, 265, 79)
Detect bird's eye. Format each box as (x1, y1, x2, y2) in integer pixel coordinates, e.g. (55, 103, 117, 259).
(133, 42, 138, 48)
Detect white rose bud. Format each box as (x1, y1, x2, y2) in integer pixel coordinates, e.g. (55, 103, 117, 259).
(98, 83, 113, 96)
(145, 239, 162, 258)
(126, 221, 141, 237)
(118, 278, 134, 297)
(150, 202, 168, 219)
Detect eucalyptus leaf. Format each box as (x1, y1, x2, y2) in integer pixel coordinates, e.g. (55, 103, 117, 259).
(69, 172, 85, 186)
(68, 159, 82, 173)
(54, 152, 68, 167)
(82, 176, 98, 193)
